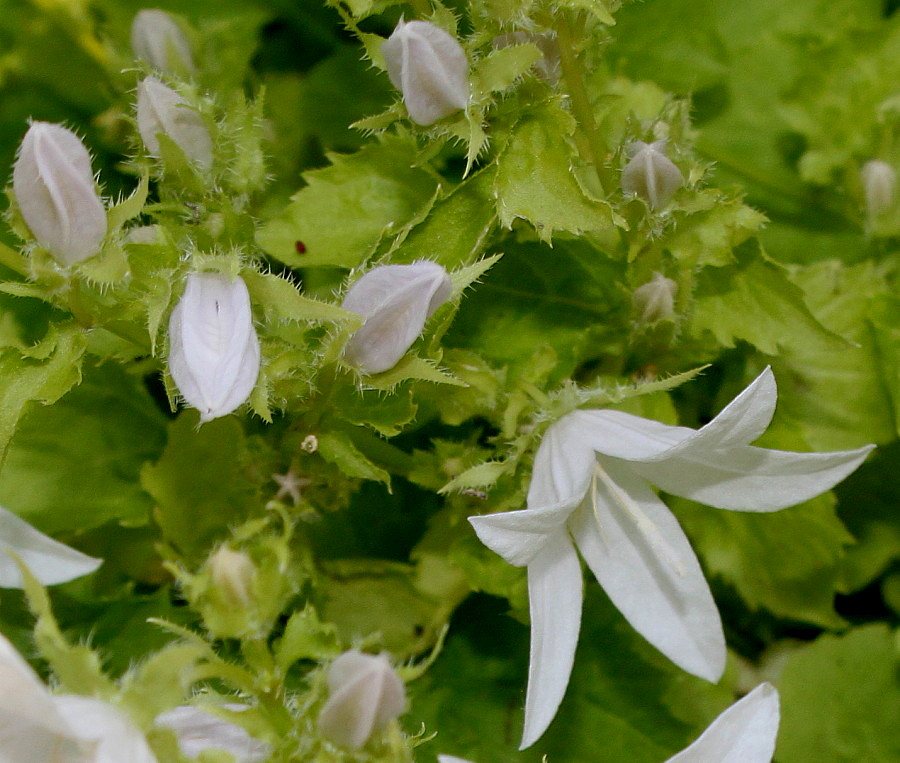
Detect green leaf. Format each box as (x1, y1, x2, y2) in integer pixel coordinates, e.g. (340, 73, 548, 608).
(276, 605, 341, 671)
(257, 135, 440, 268)
(474, 44, 543, 94)
(363, 355, 466, 391)
(0, 323, 86, 464)
(317, 427, 391, 486)
(120, 642, 207, 726)
(686, 243, 848, 357)
(241, 270, 358, 325)
(777, 625, 900, 763)
(107, 174, 150, 233)
(141, 412, 260, 562)
(0, 361, 166, 534)
(389, 166, 498, 269)
(495, 101, 619, 241)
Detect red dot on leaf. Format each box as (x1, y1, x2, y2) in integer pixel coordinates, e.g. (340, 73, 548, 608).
(294, 240, 307, 254)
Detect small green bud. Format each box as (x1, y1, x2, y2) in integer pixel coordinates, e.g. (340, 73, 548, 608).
(861, 159, 896, 217)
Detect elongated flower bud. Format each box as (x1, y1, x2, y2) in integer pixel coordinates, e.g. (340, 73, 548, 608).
(621, 140, 683, 210)
(861, 159, 896, 217)
(12, 122, 107, 265)
(318, 650, 406, 750)
(136, 76, 213, 170)
(633, 272, 678, 323)
(341, 261, 452, 374)
(131, 9, 195, 74)
(168, 272, 260, 422)
(382, 19, 469, 125)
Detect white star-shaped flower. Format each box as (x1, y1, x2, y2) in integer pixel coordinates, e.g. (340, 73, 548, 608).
(469, 368, 872, 748)
(272, 469, 311, 506)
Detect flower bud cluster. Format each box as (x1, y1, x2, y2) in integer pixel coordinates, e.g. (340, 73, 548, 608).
(382, 20, 469, 125)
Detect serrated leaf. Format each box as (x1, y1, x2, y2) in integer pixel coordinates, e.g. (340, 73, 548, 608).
(120, 643, 207, 726)
(364, 355, 466, 390)
(242, 270, 359, 325)
(257, 136, 440, 268)
(107, 174, 150, 233)
(276, 605, 341, 671)
(441, 461, 508, 493)
(474, 44, 543, 94)
(494, 102, 618, 241)
(317, 428, 391, 486)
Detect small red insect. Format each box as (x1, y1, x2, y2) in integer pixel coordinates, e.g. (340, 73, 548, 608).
(294, 240, 307, 254)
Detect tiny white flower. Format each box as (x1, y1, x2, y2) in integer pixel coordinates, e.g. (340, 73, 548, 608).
(0, 632, 156, 762)
(664, 682, 780, 763)
(156, 704, 270, 763)
(136, 76, 213, 170)
(318, 650, 406, 750)
(621, 140, 684, 210)
(341, 261, 452, 374)
(168, 272, 260, 422)
(470, 368, 873, 748)
(12, 121, 107, 265)
(0, 505, 101, 587)
(130, 9, 195, 75)
(382, 19, 469, 125)
(860, 159, 896, 217)
(633, 272, 678, 323)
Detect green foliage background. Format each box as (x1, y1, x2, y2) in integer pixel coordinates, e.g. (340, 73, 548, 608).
(0, 0, 897, 760)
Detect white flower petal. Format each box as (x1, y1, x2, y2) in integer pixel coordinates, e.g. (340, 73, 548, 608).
(633, 442, 875, 512)
(526, 414, 600, 508)
(136, 77, 213, 170)
(571, 459, 725, 682)
(664, 682, 780, 763)
(0, 505, 102, 587)
(572, 368, 779, 464)
(131, 9, 194, 74)
(0, 632, 79, 759)
(342, 261, 452, 374)
(156, 705, 270, 763)
(468, 501, 574, 567)
(168, 273, 260, 422)
(438, 757, 476, 763)
(621, 141, 683, 209)
(519, 530, 583, 750)
(52, 695, 157, 763)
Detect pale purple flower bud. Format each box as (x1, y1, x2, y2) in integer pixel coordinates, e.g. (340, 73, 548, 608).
(621, 140, 684, 210)
(341, 261, 452, 374)
(130, 9, 195, 75)
(382, 19, 469, 125)
(168, 273, 260, 422)
(633, 272, 678, 323)
(861, 159, 896, 217)
(12, 122, 107, 265)
(136, 76, 213, 170)
(318, 650, 406, 750)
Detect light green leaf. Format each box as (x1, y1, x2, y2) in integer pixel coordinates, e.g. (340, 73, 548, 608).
(777, 625, 900, 763)
(276, 605, 341, 671)
(317, 428, 391, 486)
(257, 135, 440, 268)
(495, 101, 619, 241)
(242, 270, 359, 325)
(474, 44, 543, 95)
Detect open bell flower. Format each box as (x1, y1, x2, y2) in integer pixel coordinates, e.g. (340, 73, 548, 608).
(12, 121, 107, 265)
(621, 140, 683, 210)
(0, 632, 156, 762)
(382, 19, 469, 125)
(341, 261, 452, 374)
(168, 272, 260, 423)
(469, 368, 873, 749)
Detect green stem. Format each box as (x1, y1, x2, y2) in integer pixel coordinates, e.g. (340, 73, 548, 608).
(554, 15, 609, 194)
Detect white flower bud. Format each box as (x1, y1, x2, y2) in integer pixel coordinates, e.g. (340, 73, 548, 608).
(131, 9, 195, 75)
(157, 705, 270, 763)
(136, 76, 213, 170)
(621, 140, 684, 210)
(341, 261, 452, 374)
(861, 159, 896, 217)
(632, 273, 678, 323)
(208, 546, 255, 609)
(12, 122, 107, 265)
(168, 272, 260, 422)
(382, 19, 469, 125)
(318, 650, 406, 750)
